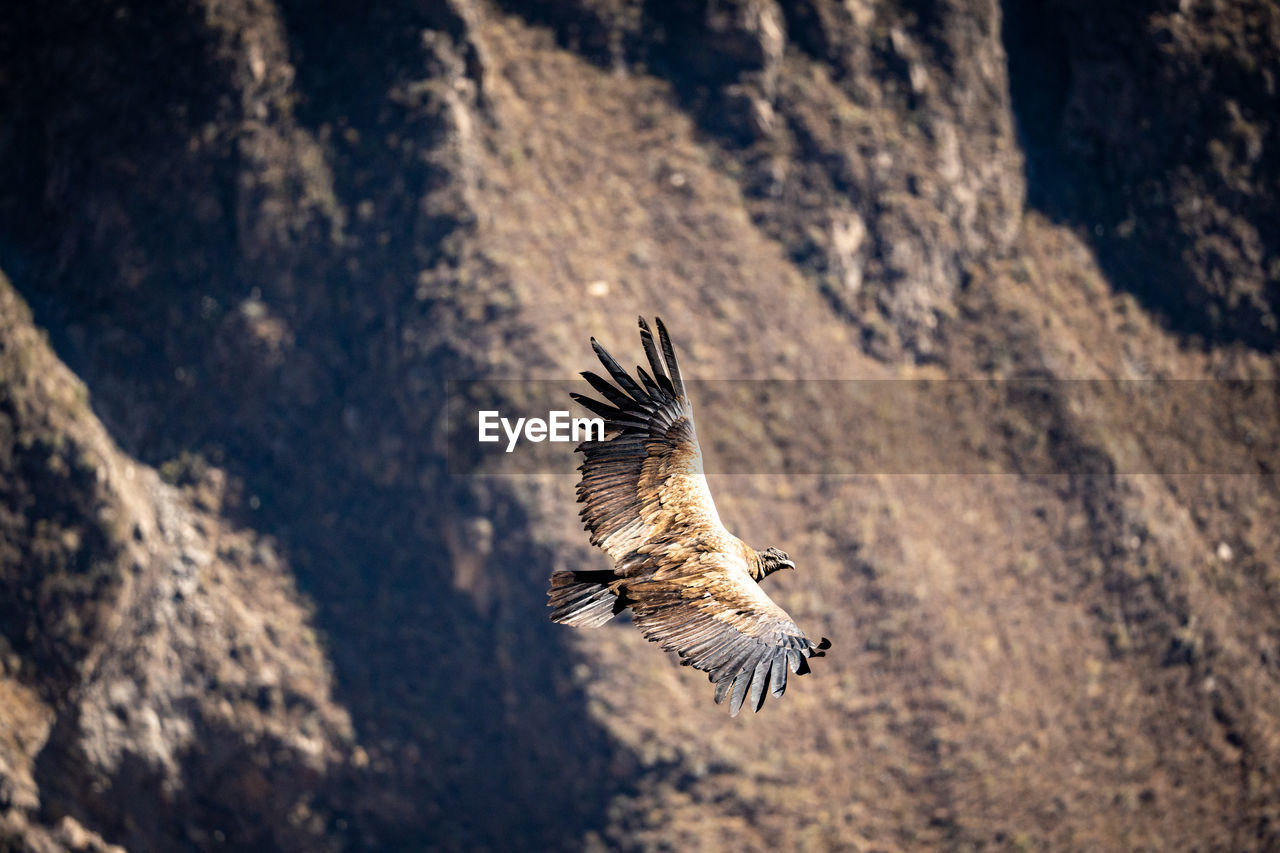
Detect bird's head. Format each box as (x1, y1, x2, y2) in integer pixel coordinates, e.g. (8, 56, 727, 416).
(756, 546, 796, 579)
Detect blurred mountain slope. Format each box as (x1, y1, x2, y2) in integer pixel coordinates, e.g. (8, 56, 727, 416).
(0, 279, 352, 852)
(0, 0, 1277, 851)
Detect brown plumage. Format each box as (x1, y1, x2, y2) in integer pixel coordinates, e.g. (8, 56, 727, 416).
(549, 316, 830, 716)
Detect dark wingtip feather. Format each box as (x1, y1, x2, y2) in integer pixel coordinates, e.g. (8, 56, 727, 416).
(728, 671, 750, 717)
(581, 371, 638, 409)
(749, 657, 770, 713)
(816, 637, 832, 652)
(786, 648, 802, 673)
(589, 336, 649, 402)
(568, 392, 619, 420)
(654, 317, 684, 397)
(636, 317, 673, 395)
(769, 654, 788, 698)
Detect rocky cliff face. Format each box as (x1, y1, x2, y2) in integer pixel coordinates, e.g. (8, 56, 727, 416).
(1, 0, 1277, 850)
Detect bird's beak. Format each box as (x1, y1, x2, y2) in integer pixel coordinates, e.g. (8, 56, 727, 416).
(780, 559, 795, 571)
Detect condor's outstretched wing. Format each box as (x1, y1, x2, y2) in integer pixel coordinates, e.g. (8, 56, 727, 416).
(557, 316, 828, 715)
(627, 549, 830, 716)
(568, 316, 716, 564)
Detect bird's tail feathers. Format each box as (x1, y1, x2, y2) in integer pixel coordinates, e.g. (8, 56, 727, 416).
(548, 569, 623, 627)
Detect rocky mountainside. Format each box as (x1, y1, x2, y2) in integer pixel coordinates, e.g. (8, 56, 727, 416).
(0, 0, 1277, 850)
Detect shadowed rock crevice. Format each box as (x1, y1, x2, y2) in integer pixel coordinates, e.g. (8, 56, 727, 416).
(1002, 0, 1280, 350)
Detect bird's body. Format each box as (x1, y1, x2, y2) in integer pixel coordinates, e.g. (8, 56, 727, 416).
(549, 317, 829, 715)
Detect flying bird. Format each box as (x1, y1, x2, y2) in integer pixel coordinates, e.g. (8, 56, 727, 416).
(549, 316, 830, 716)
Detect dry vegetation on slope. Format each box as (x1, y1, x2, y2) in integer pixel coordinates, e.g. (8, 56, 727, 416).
(0, 0, 1277, 850)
